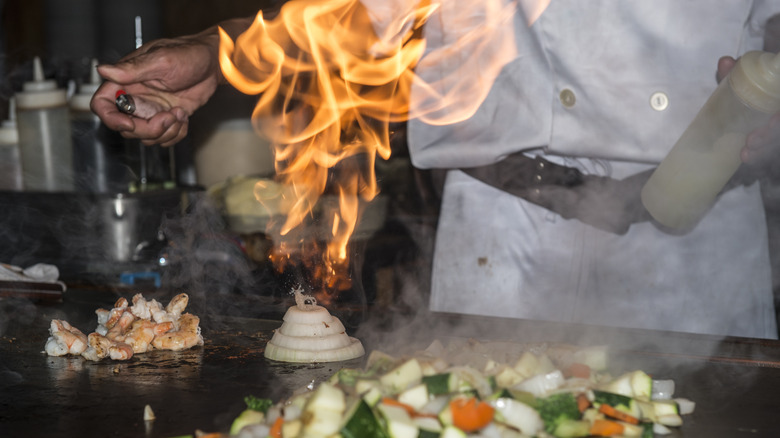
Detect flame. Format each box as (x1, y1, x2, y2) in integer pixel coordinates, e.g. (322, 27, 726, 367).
(218, 0, 518, 301)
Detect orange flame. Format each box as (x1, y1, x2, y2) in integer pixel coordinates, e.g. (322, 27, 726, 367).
(218, 0, 518, 301)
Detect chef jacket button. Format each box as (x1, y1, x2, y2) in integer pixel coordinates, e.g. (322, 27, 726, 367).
(559, 89, 576, 108)
(650, 91, 669, 111)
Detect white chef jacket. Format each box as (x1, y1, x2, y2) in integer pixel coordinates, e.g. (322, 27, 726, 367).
(364, 0, 780, 338)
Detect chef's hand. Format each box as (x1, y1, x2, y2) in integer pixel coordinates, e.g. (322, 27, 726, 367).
(91, 33, 220, 147)
(718, 56, 780, 165)
(91, 17, 253, 147)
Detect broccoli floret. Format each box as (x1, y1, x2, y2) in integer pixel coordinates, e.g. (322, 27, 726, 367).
(244, 395, 273, 413)
(536, 393, 582, 435)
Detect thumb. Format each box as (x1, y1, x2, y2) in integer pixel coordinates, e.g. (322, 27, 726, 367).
(96, 63, 140, 85)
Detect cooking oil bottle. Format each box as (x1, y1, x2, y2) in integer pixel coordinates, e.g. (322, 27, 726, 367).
(15, 56, 74, 191)
(641, 51, 780, 230)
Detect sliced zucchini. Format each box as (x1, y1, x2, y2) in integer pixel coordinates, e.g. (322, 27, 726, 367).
(229, 409, 265, 436)
(377, 402, 419, 438)
(398, 383, 430, 410)
(440, 425, 467, 438)
(593, 390, 641, 418)
(414, 416, 443, 435)
(381, 358, 424, 393)
(306, 382, 347, 413)
(422, 373, 459, 396)
(341, 399, 389, 438)
(600, 370, 652, 399)
(552, 419, 591, 437)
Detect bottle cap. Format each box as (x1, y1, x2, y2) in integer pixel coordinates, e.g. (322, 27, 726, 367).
(730, 51, 780, 114)
(0, 97, 19, 145)
(70, 59, 102, 112)
(15, 57, 68, 110)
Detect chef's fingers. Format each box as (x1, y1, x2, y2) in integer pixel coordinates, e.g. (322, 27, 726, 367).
(716, 56, 737, 83)
(90, 82, 135, 132)
(743, 113, 780, 164)
(137, 107, 189, 147)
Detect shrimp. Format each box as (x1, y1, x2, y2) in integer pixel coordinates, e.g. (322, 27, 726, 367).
(106, 311, 135, 341)
(109, 341, 134, 361)
(104, 297, 129, 329)
(82, 332, 113, 361)
(151, 313, 203, 351)
(151, 293, 189, 325)
(124, 319, 173, 353)
(44, 320, 88, 356)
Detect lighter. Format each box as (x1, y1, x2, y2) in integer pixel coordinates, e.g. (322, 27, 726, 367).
(114, 90, 159, 119)
(115, 90, 136, 114)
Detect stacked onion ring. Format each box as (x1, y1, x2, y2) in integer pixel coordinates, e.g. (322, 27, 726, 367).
(264, 289, 364, 363)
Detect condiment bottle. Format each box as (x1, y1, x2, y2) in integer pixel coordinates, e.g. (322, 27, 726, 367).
(15, 56, 75, 191)
(641, 50, 780, 229)
(70, 59, 130, 193)
(0, 98, 23, 191)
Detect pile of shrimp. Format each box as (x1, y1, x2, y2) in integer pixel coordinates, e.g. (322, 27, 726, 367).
(44, 293, 204, 361)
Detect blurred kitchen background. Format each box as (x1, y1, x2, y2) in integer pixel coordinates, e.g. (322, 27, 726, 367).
(0, 0, 443, 321)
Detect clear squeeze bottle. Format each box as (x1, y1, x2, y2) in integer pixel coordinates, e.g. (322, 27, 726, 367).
(0, 98, 23, 190)
(15, 56, 75, 191)
(70, 59, 129, 193)
(641, 50, 780, 230)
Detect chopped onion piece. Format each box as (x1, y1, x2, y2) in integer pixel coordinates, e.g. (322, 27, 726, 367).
(651, 379, 675, 400)
(675, 397, 696, 415)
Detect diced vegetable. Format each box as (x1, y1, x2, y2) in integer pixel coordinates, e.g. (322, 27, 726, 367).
(490, 397, 544, 436)
(552, 419, 592, 437)
(229, 409, 265, 436)
(341, 399, 389, 438)
(449, 397, 495, 432)
(244, 395, 273, 413)
(598, 403, 640, 425)
(414, 416, 443, 434)
(589, 419, 625, 436)
(675, 397, 696, 415)
(423, 372, 459, 395)
(651, 379, 675, 400)
(377, 402, 419, 438)
(576, 393, 590, 412)
(398, 383, 429, 410)
(599, 370, 652, 399)
(536, 392, 582, 435)
(515, 370, 565, 396)
(268, 416, 283, 438)
(593, 390, 641, 419)
(566, 362, 592, 379)
(381, 359, 423, 393)
(440, 425, 468, 438)
(303, 382, 347, 437)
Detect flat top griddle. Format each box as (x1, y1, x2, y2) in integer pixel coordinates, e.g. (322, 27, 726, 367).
(2, 289, 780, 437)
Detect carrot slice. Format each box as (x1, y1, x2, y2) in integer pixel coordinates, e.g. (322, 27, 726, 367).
(598, 403, 640, 425)
(576, 393, 591, 413)
(590, 419, 625, 436)
(566, 362, 592, 379)
(449, 397, 495, 432)
(381, 397, 417, 416)
(269, 416, 284, 438)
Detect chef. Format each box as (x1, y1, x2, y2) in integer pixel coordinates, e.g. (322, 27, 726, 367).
(92, 0, 780, 339)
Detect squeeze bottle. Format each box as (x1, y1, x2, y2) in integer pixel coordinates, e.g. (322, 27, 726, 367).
(70, 59, 130, 193)
(641, 50, 780, 230)
(15, 57, 75, 191)
(0, 98, 23, 190)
